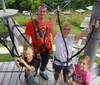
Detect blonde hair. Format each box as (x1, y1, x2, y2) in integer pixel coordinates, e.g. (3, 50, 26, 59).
(79, 55, 90, 68)
(25, 46, 34, 52)
(61, 22, 71, 28)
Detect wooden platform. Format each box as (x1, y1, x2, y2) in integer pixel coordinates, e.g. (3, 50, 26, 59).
(0, 60, 64, 85)
(0, 61, 100, 85)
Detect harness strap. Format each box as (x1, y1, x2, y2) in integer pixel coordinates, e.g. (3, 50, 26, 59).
(32, 19, 49, 52)
(54, 56, 68, 66)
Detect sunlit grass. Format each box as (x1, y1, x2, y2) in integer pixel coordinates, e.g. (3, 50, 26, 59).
(0, 54, 13, 62)
(0, 9, 100, 63)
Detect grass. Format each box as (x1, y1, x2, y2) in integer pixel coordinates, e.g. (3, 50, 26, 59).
(0, 54, 13, 62)
(0, 53, 100, 64)
(0, 20, 8, 32)
(0, 9, 100, 64)
(94, 57, 100, 64)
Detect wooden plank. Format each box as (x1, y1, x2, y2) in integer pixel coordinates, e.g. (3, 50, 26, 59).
(0, 62, 10, 85)
(39, 73, 48, 85)
(90, 63, 100, 81)
(0, 61, 99, 85)
(8, 64, 20, 85)
(46, 60, 54, 85)
(1, 62, 15, 85)
(91, 63, 99, 70)
(91, 76, 100, 85)
(46, 60, 64, 85)
(90, 66, 100, 81)
(9, 65, 26, 85)
(16, 67, 26, 85)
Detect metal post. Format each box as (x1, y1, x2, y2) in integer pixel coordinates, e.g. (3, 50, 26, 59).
(6, 36, 20, 56)
(1, 0, 6, 12)
(84, 0, 100, 70)
(7, 17, 25, 45)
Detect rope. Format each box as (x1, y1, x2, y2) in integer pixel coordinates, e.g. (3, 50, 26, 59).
(57, 6, 69, 64)
(71, 26, 95, 59)
(57, 6, 70, 85)
(11, 17, 32, 47)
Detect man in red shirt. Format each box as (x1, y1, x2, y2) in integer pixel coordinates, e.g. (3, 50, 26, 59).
(23, 3, 52, 80)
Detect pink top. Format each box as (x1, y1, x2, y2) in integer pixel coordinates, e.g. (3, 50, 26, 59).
(72, 64, 90, 84)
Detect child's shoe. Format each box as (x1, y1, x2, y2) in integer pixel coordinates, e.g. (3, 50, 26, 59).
(40, 72, 48, 80)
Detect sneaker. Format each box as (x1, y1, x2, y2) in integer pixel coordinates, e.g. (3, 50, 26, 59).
(40, 72, 48, 80)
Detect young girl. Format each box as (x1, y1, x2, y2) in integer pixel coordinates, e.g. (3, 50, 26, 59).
(67, 55, 90, 85)
(51, 10, 90, 85)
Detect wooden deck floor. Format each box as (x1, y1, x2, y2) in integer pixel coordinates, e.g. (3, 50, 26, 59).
(0, 60, 64, 85)
(0, 61, 100, 85)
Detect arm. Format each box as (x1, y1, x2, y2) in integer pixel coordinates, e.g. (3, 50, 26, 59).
(68, 72, 75, 79)
(51, 10, 57, 37)
(13, 57, 20, 68)
(84, 82, 90, 85)
(49, 33, 54, 54)
(18, 58, 35, 71)
(74, 28, 90, 41)
(75, 19, 100, 41)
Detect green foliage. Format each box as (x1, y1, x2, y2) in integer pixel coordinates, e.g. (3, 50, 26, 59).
(5, 0, 15, 8)
(94, 57, 100, 64)
(3, 0, 96, 12)
(0, 20, 8, 32)
(13, 14, 37, 27)
(19, 0, 32, 11)
(0, 54, 13, 62)
(58, 9, 89, 27)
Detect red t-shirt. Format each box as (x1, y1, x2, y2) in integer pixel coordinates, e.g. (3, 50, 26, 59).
(25, 19, 52, 52)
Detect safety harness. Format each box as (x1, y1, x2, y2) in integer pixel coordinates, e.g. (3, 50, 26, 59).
(32, 19, 51, 53)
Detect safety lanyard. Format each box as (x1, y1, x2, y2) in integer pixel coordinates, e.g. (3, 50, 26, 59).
(32, 19, 48, 52)
(57, 10, 69, 64)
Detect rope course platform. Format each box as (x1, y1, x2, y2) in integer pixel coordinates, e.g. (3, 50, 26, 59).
(0, 60, 64, 85)
(0, 60, 100, 85)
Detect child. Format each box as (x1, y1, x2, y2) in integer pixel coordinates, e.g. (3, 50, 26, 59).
(51, 10, 90, 85)
(67, 55, 90, 85)
(17, 46, 40, 71)
(17, 46, 40, 85)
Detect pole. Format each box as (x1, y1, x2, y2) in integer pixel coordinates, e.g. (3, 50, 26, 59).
(84, 0, 100, 70)
(1, 0, 6, 12)
(7, 17, 25, 45)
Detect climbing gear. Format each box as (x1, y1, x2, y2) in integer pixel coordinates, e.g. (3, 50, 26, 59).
(25, 70, 39, 85)
(53, 56, 72, 66)
(32, 19, 52, 53)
